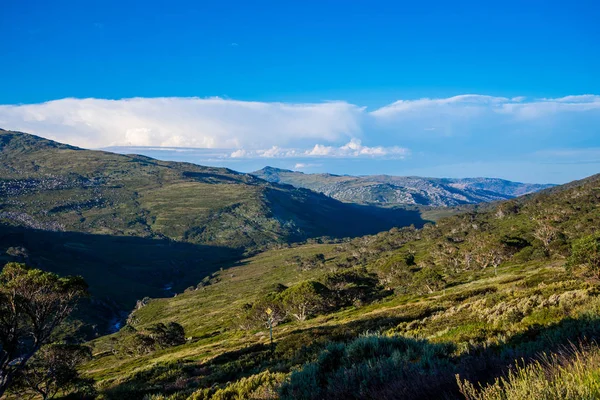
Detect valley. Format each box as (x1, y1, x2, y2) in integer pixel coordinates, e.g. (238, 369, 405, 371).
(1, 130, 599, 399)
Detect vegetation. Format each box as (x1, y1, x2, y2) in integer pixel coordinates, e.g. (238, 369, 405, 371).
(73, 171, 600, 399)
(9, 344, 94, 400)
(458, 343, 600, 399)
(567, 233, 600, 278)
(0, 263, 88, 397)
(0, 130, 426, 335)
(2, 130, 600, 399)
(0, 130, 424, 249)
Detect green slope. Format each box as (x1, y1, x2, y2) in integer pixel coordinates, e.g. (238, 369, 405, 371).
(82, 172, 600, 399)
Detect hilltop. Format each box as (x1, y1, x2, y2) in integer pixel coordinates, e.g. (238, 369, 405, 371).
(252, 166, 554, 207)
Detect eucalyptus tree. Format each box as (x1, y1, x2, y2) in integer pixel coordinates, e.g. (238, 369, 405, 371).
(0, 263, 88, 396)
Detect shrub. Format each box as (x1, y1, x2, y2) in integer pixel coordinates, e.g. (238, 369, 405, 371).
(412, 267, 446, 294)
(188, 370, 285, 400)
(322, 268, 381, 307)
(567, 233, 600, 278)
(279, 334, 454, 400)
(147, 322, 186, 348)
(236, 292, 287, 330)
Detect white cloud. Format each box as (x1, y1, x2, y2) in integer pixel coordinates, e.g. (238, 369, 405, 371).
(1, 94, 599, 163)
(0, 97, 364, 149)
(305, 139, 408, 158)
(370, 94, 600, 138)
(293, 163, 321, 170)
(225, 139, 407, 160)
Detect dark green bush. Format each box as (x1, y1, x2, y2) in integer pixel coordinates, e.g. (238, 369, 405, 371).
(279, 334, 455, 400)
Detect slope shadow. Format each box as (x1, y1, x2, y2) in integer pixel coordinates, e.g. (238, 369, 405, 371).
(0, 224, 244, 334)
(265, 187, 429, 241)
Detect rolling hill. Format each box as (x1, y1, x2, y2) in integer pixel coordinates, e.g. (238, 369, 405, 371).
(252, 166, 554, 207)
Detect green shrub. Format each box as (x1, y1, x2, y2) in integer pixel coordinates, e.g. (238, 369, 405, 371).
(567, 233, 600, 278)
(188, 370, 285, 400)
(280, 281, 330, 322)
(147, 322, 186, 348)
(279, 334, 454, 400)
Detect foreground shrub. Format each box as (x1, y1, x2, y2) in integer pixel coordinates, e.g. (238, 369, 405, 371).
(279, 334, 455, 400)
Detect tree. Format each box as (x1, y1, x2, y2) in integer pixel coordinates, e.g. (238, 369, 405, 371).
(281, 281, 329, 322)
(533, 218, 558, 254)
(9, 344, 93, 400)
(0, 263, 88, 397)
(323, 268, 381, 307)
(412, 268, 446, 294)
(237, 293, 286, 330)
(146, 322, 186, 347)
(567, 234, 600, 278)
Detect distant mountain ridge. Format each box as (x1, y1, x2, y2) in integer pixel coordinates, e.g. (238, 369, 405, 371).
(252, 166, 555, 207)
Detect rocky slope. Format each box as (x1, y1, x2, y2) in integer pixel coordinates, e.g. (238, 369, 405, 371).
(252, 166, 554, 207)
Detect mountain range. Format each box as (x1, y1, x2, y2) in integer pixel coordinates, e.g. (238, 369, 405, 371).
(252, 166, 555, 207)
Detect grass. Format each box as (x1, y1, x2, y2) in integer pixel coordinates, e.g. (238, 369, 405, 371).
(458, 343, 600, 399)
(79, 235, 600, 399)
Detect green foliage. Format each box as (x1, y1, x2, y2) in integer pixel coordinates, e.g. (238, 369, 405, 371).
(322, 268, 382, 307)
(458, 344, 600, 400)
(0, 263, 88, 397)
(279, 334, 454, 400)
(114, 322, 186, 356)
(10, 343, 94, 400)
(147, 322, 186, 348)
(280, 281, 330, 322)
(287, 253, 326, 271)
(188, 370, 285, 400)
(567, 233, 600, 278)
(236, 293, 287, 330)
(412, 267, 446, 294)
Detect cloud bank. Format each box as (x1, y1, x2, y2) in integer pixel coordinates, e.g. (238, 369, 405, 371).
(1, 95, 599, 163)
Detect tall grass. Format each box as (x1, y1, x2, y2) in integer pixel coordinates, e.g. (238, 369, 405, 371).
(457, 343, 600, 400)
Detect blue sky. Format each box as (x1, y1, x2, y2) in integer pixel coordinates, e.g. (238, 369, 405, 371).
(1, 0, 599, 183)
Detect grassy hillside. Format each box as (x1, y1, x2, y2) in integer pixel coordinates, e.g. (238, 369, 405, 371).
(252, 166, 554, 207)
(78, 173, 600, 399)
(0, 130, 425, 248)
